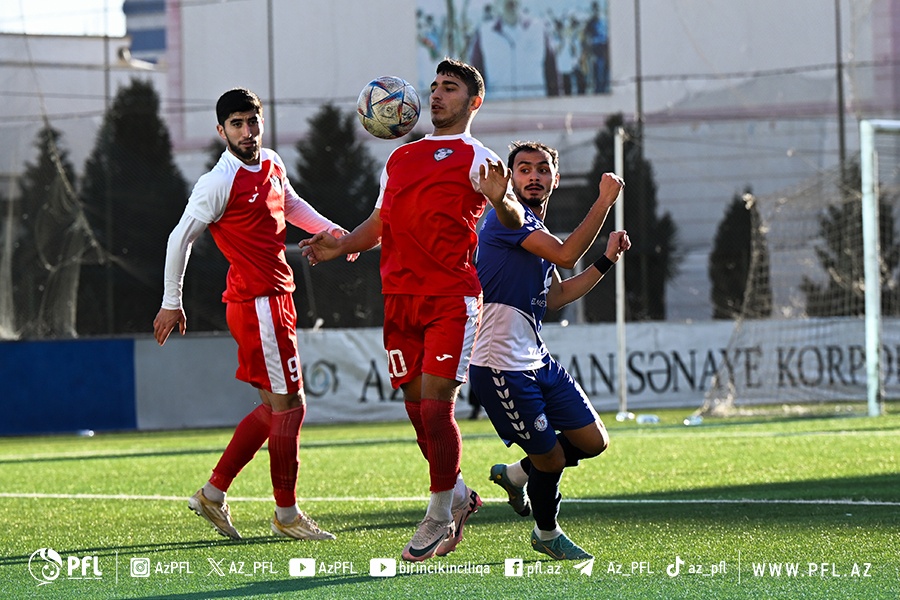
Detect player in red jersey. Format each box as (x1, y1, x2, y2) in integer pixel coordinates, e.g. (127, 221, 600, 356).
(153, 88, 355, 541)
(300, 58, 525, 561)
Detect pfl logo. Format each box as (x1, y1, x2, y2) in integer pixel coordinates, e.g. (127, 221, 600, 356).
(29, 548, 63, 586)
(28, 548, 102, 586)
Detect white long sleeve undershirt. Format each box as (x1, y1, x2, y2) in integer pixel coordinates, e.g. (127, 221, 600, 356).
(160, 213, 208, 310)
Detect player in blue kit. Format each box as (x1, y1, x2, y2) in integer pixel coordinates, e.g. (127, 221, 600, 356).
(469, 141, 629, 560)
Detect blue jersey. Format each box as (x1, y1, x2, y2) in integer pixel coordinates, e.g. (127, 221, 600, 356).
(471, 205, 552, 370)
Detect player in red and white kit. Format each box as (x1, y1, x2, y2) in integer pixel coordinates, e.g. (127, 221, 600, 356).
(153, 88, 354, 541)
(301, 59, 525, 561)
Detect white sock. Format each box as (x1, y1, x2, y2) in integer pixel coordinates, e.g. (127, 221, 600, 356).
(202, 482, 225, 504)
(425, 489, 454, 522)
(275, 504, 300, 523)
(453, 474, 468, 504)
(507, 461, 528, 487)
(535, 524, 564, 541)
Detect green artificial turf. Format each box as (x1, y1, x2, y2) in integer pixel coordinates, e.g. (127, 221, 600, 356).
(0, 408, 897, 599)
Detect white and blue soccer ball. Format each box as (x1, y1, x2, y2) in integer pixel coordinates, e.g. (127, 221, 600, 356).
(356, 76, 420, 140)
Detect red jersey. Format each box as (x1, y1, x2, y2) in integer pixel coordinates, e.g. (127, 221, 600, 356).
(376, 133, 499, 296)
(184, 148, 335, 303)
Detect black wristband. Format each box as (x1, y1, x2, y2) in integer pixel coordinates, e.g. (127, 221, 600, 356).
(593, 255, 614, 275)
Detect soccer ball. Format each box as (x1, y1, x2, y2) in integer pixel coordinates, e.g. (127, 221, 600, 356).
(357, 76, 420, 140)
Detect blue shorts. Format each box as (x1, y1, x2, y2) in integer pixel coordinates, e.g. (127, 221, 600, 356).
(469, 360, 600, 456)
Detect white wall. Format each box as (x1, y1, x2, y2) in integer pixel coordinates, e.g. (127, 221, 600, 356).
(0, 33, 167, 197)
(6, 2, 888, 324)
(165, 1, 892, 321)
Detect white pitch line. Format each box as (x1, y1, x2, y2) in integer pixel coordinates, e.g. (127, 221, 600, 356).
(0, 492, 897, 507)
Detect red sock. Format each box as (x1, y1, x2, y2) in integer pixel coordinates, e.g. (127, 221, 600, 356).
(209, 404, 272, 492)
(420, 398, 461, 492)
(269, 404, 305, 507)
(405, 400, 429, 460)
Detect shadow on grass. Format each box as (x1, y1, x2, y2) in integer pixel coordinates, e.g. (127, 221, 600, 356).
(0, 436, 424, 465)
(0, 448, 230, 465)
(596, 473, 900, 504)
(4, 411, 896, 465)
(0, 503, 465, 567)
(3, 483, 896, 599)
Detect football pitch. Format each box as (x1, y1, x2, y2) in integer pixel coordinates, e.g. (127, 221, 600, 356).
(1, 408, 897, 599)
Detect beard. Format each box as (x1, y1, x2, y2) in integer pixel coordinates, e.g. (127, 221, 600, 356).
(515, 186, 548, 208)
(522, 195, 544, 208)
(431, 104, 468, 130)
(227, 138, 259, 163)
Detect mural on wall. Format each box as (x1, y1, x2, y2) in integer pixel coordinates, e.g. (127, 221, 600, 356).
(417, 0, 610, 99)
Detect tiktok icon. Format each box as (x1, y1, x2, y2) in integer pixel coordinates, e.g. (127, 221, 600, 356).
(667, 556, 685, 577)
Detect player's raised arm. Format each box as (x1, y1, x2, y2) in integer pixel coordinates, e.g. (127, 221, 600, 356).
(521, 172, 624, 269)
(479, 159, 524, 230)
(546, 229, 631, 311)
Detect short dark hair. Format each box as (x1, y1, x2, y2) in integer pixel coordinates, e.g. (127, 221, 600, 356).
(215, 88, 263, 126)
(436, 58, 485, 99)
(507, 140, 560, 171)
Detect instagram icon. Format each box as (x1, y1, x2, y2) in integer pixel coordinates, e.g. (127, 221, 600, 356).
(130, 557, 151, 578)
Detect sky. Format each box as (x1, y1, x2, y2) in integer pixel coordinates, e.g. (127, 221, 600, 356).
(0, 0, 125, 36)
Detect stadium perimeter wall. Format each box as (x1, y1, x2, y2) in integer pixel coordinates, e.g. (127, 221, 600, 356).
(1, 320, 899, 436)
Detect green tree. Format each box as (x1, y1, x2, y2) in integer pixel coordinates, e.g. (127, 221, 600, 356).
(12, 125, 96, 337)
(292, 103, 384, 328)
(294, 103, 380, 232)
(801, 163, 900, 316)
(204, 137, 224, 171)
(0, 188, 11, 339)
(78, 79, 188, 334)
(708, 188, 772, 319)
(580, 113, 678, 321)
(13, 125, 70, 336)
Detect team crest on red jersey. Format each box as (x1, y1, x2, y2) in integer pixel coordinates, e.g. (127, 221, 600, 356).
(434, 148, 454, 161)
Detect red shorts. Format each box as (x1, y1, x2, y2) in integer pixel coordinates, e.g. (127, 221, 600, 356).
(226, 294, 303, 394)
(382, 294, 482, 389)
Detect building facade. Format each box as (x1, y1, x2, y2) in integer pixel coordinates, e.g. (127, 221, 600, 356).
(5, 1, 899, 322)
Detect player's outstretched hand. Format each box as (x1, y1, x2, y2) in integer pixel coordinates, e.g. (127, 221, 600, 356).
(299, 231, 340, 266)
(330, 227, 359, 262)
(153, 307, 186, 346)
(478, 158, 511, 204)
(606, 230, 631, 262)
